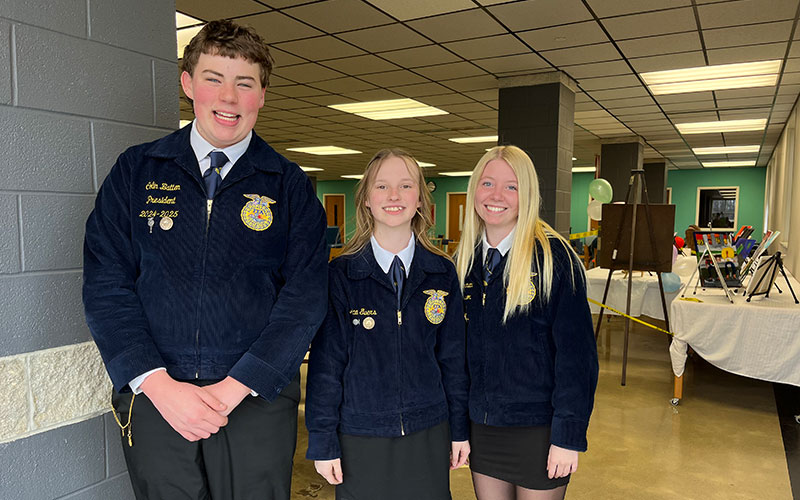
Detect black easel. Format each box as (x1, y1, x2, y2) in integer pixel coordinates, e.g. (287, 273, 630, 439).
(593, 169, 672, 386)
(745, 252, 799, 303)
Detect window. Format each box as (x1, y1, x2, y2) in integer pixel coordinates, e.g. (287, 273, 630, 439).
(696, 186, 739, 229)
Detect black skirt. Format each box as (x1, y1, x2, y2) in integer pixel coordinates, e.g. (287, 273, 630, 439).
(469, 422, 570, 491)
(336, 420, 452, 500)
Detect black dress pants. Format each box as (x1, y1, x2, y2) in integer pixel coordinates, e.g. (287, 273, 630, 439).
(112, 374, 300, 500)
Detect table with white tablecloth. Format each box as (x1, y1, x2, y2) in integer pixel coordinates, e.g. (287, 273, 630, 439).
(669, 270, 800, 403)
(586, 255, 697, 321)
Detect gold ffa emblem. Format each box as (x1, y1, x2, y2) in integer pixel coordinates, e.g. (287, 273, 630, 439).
(363, 317, 375, 330)
(423, 289, 448, 325)
(240, 194, 275, 231)
(522, 272, 537, 305)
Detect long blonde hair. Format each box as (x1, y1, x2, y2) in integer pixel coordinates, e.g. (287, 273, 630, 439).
(456, 145, 581, 322)
(341, 148, 448, 260)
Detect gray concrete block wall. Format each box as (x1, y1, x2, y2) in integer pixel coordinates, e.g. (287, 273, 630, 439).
(0, 0, 178, 497)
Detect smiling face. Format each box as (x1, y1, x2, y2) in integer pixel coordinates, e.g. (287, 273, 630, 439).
(474, 158, 519, 241)
(366, 156, 421, 235)
(180, 52, 266, 148)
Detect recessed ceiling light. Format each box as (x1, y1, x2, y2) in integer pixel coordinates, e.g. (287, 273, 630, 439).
(692, 145, 760, 155)
(572, 167, 596, 173)
(572, 157, 577, 161)
(449, 136, 498, 144)
(341, 174, 364, 179)
(329, 99, 448, 120)
(641, 60, 782, 95)
(287, 146, 362, 155)
(300, 166, 323, 172)
(418, 162, 436, 167)
(440, 171, 474, 177)
(702, 160, 757, 168)
(675, 119, 767, 134)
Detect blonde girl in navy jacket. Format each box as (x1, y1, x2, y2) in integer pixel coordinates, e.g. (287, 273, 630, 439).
(456, 145, 598, 500)
(305, 149, 470, 500)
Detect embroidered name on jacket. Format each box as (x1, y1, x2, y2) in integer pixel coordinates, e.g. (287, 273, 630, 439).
(241, 194, 276, 231)
(423, 289, 448, 324)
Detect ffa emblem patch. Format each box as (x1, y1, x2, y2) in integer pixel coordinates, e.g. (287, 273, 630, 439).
(240, 194, 276, 231)
(423, 289, 449, 324)
(522, 272, 537, 305)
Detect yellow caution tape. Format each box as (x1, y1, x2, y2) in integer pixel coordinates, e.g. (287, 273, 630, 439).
(570, 230, 598, 240)
(587, 297, 674, 336)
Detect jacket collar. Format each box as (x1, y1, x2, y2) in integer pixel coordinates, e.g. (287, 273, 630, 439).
(144, 127, 284, 186)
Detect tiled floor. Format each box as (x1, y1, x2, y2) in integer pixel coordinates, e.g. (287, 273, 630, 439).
(290, 316, 795, 499)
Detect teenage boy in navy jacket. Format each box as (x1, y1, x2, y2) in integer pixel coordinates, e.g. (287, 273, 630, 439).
(83, 20, 327, 499)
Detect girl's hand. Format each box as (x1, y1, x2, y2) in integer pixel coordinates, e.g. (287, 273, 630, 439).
(450, 440, 470, 469)
(314, 459, 343, 485)
(546, 444, 578, 479)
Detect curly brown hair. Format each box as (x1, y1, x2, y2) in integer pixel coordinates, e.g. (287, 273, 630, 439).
(181, 19, 274, 89)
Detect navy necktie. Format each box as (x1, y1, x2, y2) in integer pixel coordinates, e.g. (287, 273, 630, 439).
(204, 151, 228, 200)
(390, 256, 405, 308)
(483, 247, 502, 285)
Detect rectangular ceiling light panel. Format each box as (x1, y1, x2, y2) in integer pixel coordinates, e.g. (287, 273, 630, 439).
(692, 145, 760, 155)
(287, 146, 363, 155)
(448, 136, 498, 144)
(641, 60, 782, 95)
(329, 99, 448, 120)
(675, 119, 767, 134)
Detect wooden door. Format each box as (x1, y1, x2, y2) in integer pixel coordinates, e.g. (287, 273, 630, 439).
(324, 194, 345, 242)
(447, 193, 467, 251)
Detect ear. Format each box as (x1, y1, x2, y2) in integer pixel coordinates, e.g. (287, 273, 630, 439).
(258, 87, 266, 108)
(180, 71, 194, 100)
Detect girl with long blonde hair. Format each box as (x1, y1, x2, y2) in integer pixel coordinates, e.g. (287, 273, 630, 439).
(306, 149, 470, 500)
(456, 145, 598, 500)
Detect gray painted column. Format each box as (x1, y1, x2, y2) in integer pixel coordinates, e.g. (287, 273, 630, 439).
(497, 73, 576, 236)
(643, 162, 668, 204)
(0, 0, 177, 498)
(599, 138, 645, 203)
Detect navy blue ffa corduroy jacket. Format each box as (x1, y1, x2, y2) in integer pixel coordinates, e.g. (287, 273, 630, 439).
(305, 243, 469, 460)
(82, 126, 328, 401)
(465, 238, 598, 452)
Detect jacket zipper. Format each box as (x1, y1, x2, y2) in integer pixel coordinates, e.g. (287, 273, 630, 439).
(400, 414, 405, 436)
(195, 198, 214, 379)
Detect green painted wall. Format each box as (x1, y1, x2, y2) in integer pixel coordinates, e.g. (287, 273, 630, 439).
(316, 167, 767, 243)
(666, 167, 766, 237)
(570, 172, 593, 235)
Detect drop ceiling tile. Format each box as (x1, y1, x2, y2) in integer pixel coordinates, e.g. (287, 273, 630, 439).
(389, 81, 454, 97)
(275, 36, 366, 61)
(654, 92, 715, 104)
(322, 55, 401, 75)
(283, 0, 393, 32)
(562, 60, 632, 79)
(444, 34, 528, 60)
(270, 48, 308, 67)
(379, 45, 462, 68)
(629, 51, 707, 72)
(697, 0, 798, 29)
(586, 0, 691, 18)
(601, 8, 697, 40)
(441, 75, 497, 92)
(359, 70, 430, 86)
(364, 0, 476, 21)
(176, 0, 268, 19)
(617, 31, 702, 58)
(706, 42, 788, 64)
(542, 43, 621, 67)
(517, 21, 609, 51)
(473, 53, 551, 74)
(587, 86, 650, 100)
(339, 24, 430, 52)
(488, 0, 592, 31)
(312, 77, 377, 93)
(239, 11, 323, 43)
(414, 62, 488, 81)
(714, 87, 776, 99)
(703, 21, 793, 49)
(342, 88, 404, 101)
(270, 84, 329, 98)
(274, 63, 346, 83)
(407, 9, 506, 43)
(659, 100, 718, 112)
